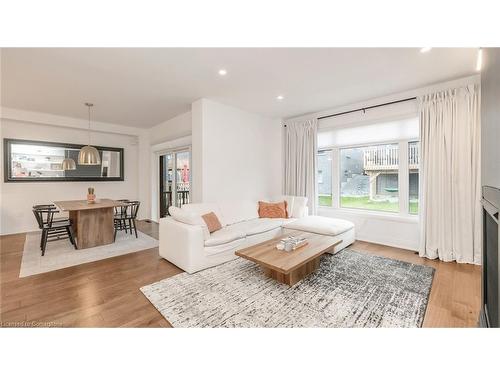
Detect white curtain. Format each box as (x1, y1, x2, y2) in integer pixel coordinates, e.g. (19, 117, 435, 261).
(284, 119, 318, 215)
(419, 85, 481, 264)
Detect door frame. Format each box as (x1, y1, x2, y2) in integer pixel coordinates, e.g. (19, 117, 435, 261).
(157, 146, 192, 219)
(150, 136, 192, 223)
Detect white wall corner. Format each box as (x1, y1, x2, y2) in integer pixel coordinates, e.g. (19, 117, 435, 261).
(137, 132, 151, 220)
(190, 98, 282, 204)
(191, 99, 204, 203)
(148, 110, 192, 146)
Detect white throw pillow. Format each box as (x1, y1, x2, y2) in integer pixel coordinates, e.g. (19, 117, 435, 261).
(291, 196, 308, 218)
(169, 206, 210, 239)
(282, 196, 295, 218)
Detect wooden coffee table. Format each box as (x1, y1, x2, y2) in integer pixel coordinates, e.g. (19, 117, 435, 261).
(235, 230, 342, 286)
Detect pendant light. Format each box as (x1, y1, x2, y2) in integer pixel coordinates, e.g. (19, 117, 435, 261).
(61, 158, 76, 170)
(78, 103, 101, 165)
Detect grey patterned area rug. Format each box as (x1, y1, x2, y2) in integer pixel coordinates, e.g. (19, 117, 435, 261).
(141, 250, 435, 328)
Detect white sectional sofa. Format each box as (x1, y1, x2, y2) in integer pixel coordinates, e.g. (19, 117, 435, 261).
(159, 196, 355, 274)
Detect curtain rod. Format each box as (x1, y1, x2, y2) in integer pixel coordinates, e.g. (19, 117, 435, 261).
(316, 97, 417, 121)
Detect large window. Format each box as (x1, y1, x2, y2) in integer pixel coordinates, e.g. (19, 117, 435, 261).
(316, 116, 419, 216)
(340, 143, 399, 212)
(317, 150, 332, 206)
(408, 141, 419, 214)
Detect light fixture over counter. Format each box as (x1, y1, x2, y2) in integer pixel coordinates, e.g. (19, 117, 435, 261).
(78, 103, 101, 165)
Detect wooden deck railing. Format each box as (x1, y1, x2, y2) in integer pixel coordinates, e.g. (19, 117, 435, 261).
(160, 182, 191, 217)
(363, 143, 419, 171)
(408, 142, 419, 169)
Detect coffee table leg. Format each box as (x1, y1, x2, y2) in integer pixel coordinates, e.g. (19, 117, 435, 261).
(262, 257, 320, 286)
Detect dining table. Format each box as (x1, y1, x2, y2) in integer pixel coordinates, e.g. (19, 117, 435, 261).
(53, 199, 125, 249)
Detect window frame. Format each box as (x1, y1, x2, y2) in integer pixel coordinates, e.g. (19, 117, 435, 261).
(317, 149, 334, 208)
(407, 140, 420, 215)
(317, 137, 419, 218)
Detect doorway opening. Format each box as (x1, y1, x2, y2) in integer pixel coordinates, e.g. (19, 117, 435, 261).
(159, 149, 191, 218)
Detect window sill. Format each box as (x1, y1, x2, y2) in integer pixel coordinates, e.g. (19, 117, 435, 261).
(317, 206, 419, 224)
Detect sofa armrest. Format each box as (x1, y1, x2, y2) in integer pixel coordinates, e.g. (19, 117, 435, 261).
(159, 217, 205, 273)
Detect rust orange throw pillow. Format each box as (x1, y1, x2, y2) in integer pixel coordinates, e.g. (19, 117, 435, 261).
(201, 211, 222, 233)
(258, 200, 288, 219)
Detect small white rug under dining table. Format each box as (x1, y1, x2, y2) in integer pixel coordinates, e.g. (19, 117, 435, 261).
(19, 230, 159, 277)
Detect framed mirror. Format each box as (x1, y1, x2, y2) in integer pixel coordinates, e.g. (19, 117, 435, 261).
(3, 138, 124, 182)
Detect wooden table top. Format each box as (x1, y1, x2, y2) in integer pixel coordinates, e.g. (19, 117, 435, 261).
(235, 230, 342, 274)
(54, 199, 125, 211)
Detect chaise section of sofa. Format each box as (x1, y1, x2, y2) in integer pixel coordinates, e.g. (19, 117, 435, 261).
(159, 196, 355, 273)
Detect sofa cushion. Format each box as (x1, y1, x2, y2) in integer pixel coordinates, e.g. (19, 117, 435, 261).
(204, 238, 246, 256)
(204, 226, 246, 247)
(246, 219, 284, 236)
(231, 218, 284, 236)
(169, 206, 210, 239)
(218, 200, 259, 225)
(283, 215, 354, 236)
(281, 218, 298, 226)
(181, 203, 226, 226)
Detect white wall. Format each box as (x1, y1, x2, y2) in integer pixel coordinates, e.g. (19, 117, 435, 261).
(0, 117, 141, 235)
(137, 132, 151, 220)
(192, 99, 282, 204)
(481, 48, 500, 189)
(289, 74, 481, 124)
(191, 101, 203, 202)
(149, 111, 192, 145)
(286, 75, 480, 251)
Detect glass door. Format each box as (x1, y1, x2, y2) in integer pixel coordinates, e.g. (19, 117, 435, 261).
(159, 149, 191, 218)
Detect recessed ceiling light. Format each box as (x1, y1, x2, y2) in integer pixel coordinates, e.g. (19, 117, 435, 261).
(420, 47, 432, 53)
(476, 48, 483, 71)
(218, 69, 227, 76)
(276, 95, 284, 101)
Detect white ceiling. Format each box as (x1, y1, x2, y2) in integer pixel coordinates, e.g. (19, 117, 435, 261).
(1, 48, 479, 128)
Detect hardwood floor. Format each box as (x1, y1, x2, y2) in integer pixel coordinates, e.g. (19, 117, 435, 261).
(0, 220, 481, 327)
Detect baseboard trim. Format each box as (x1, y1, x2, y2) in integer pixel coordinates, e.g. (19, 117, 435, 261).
(355, 235, 418, 251)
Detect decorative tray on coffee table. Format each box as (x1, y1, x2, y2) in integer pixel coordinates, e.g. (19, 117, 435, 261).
(276, 236, 309, 252)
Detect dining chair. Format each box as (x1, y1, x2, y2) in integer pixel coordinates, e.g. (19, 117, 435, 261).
(114, 199, 130, 233)
(32, 204, 77, 256)
(114, 201, 140, 240)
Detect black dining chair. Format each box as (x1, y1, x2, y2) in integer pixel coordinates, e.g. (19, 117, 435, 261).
(114, 199, 130, 233)
(114, 201, 140, 240)
(32, 204, 77, 256)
